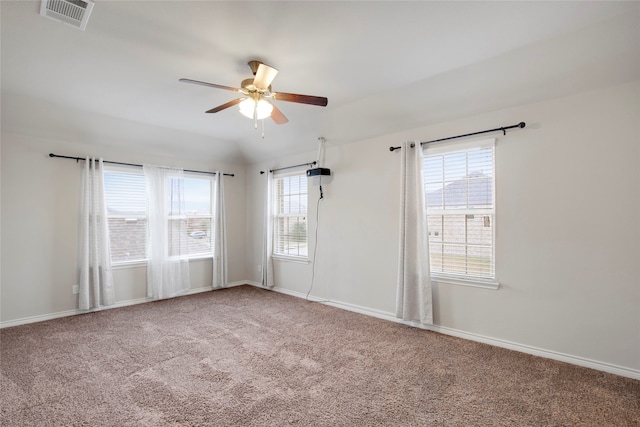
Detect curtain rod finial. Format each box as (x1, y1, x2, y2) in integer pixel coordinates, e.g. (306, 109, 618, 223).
(519, 122, 526, 128)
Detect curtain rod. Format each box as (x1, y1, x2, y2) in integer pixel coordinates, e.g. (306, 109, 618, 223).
(389, 122, 526, 152)
(49, 153, 235, 177)
(259, 161, 316, 174)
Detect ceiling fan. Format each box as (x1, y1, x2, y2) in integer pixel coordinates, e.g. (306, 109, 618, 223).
(180, 61, 328, 126)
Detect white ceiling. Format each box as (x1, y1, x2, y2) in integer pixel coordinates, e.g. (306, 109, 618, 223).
(2, 1, 639, 165)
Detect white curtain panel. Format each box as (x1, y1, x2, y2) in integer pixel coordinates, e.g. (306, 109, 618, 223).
(212, 173, 228, 289)
(396, 142, 433, 325)
(79, 157, 115, 310)
(262, 172, 275, 288)
(144, 165, 191, 300)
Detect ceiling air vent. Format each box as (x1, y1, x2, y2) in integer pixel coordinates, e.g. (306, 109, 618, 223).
(40, 0, 94, 31)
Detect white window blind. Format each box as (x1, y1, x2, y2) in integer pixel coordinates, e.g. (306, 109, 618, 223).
(104, 167, 148, 264)
(272, 172, 308, 259)
(103, 166, 215, 264)
(423, 139, 495, 280)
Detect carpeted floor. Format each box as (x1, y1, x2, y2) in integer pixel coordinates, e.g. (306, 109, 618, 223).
(1, 285, 639, 426)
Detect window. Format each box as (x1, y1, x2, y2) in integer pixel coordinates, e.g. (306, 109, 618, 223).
(104, 167, 147, 264)
(103, 166, 215, 265)
(272, 172, 308, 259)
(423, 139, 495, 283)
(170, 177, 214, 259)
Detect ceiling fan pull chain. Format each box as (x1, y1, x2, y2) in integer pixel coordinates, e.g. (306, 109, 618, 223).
(261, 119, 266, 139)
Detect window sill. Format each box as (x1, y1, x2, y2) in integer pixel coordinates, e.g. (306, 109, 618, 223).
(187, 255, 214, 262)
(112, 256, 213, 269)
(272, 255, 310, 264)
(430, 274, 499, 290)
(112, 260, 147, 269)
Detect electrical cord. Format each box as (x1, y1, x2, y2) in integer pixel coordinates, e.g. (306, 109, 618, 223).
(306, 136, 327, 302)
(305, 179, 325, 302)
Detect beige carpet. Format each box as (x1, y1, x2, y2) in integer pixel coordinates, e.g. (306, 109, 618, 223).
(1, 285, 638, 426)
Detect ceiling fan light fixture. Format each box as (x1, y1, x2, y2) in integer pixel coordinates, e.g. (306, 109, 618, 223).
(239, 98, 273, 120)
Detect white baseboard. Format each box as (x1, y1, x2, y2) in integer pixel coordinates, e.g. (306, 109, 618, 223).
(244, 280, 264, 287)
(4, 280, 638, 381)
(426, 324, 640, 381)
(1, 308, 83, 329)
(266, 285, 640, 381)
(0, 282, 248, 329)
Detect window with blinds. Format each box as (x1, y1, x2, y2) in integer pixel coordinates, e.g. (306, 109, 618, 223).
(103, 166, 215, 265)
(272, 172, 308, 259)
(423, 139, 495, 281)
(104, 167, 148, 263)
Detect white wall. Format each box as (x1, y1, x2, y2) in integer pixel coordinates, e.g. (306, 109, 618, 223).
(246, 81, 640, 374)
(1, 132, 247, 323)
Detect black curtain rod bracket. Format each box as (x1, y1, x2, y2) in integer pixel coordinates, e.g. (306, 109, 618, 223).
(389, 121, 525, 151)
(49, 153, 234, 177)
(389, 143, 415, 152)
(260, 161, 316, 174)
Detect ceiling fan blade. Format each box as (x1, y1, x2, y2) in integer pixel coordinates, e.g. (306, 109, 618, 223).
(270, 103, 289, 125)
(179, 78, 241, 92)
(252, 64, 278, 89)
(272, 92, 328, 107)
(205, 98, 243, 114)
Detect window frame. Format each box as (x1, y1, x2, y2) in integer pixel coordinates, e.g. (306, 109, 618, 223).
(103, 165, 217, 268)
(103, 165, 148, 267)
(167, 173, 216, 262)
(271, 170, 309, 262)
(422, 138, 499, 290)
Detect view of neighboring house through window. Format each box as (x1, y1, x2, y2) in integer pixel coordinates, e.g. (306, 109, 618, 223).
(168, 176, 214, 258)
(103, 166, 215, 265)
(423, 139, 495, 281)
(272, 172, 308, 259)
